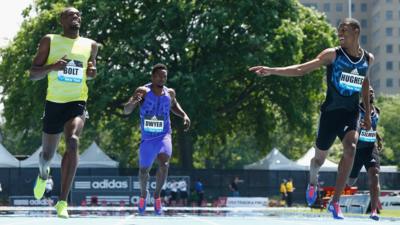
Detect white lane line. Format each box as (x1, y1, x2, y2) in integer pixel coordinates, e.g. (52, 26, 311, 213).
(0, 218, 52, 225)
(116, 215, 135, 225)
(186, 216, 222, 225)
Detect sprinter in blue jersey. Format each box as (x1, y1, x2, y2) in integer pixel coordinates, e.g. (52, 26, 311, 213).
(347, 86, 382, 221)
(249, 18, 373, 219)
(123, 64, 190, 215)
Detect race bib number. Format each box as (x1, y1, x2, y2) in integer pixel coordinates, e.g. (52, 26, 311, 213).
(359, 129, 376, 142)
(144, 115, 164, 133)
(339, 69, 364, 92)
(57, 59, 83, 83)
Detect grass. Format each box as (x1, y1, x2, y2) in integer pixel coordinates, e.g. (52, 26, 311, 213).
(380, 209, 400, 218)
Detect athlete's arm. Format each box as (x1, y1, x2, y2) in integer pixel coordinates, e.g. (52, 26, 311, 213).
(376, 132, 383, 152)
(123, 86, 147, 115)
(169, 88, 190, 131)
(86, 41, 98, 80)
(361, 53, 374, 130)
(376, 106, 383, 151)
(29, 35, 67, 80)
(248, 48, 336, 77)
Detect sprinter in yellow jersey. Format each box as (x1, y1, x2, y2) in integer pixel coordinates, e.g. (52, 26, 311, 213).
(29, 7, 98, 218)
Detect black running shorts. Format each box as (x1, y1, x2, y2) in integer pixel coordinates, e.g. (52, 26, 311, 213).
(315, 109, 359, 150)
(349, 146, 380, 178)
(42, 101, 87, 134)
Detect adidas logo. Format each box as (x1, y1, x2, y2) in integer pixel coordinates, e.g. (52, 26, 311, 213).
(370, 159, 376, 163)
(151, 116, 157, 120)
(67, 60, 76, 67)
(350, 68, 359, 75)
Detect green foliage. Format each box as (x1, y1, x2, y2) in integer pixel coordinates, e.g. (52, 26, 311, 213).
(0, 5, 61, 153)
(376, 95, 400, 166)
(0, 0, 336, 168)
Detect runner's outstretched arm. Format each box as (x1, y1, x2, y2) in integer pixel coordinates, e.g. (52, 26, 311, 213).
(249, 48, 336, 77)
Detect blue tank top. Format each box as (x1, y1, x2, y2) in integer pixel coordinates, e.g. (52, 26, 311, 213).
(357, 103, 379, 149)
(140, 84, 172, 140)
(321, 47, 370, 112)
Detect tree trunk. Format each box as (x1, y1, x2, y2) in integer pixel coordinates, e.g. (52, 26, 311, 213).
(177, 127, 193, 169)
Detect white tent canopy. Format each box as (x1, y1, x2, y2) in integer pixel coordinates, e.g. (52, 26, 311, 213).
(244, 148, 306, 170)
(379, 166, 398, 172)
(20, 146, 62, 168)
(296, 147, 397, 172)
(0, 143, 19, 167)
(78, 142, 119, 168)
(296, 147, 338, 172)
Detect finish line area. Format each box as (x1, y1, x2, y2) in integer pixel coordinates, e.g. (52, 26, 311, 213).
(0, 206, 399, 225)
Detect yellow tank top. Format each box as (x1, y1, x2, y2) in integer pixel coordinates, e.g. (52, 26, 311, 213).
(280, 183, 286, 193)
(45, 34, 92, 103)
(286, 181, 293, 192)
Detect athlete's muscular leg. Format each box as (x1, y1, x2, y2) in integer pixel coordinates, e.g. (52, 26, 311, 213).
(59, 116, 85, 201)
(310, 148, 328, 185)
(368, 167, 380, 212)
(139, 167, 151, 198)
(347, 177, 358, 186)
(332, 130, 358, 203)
(154, 153, 170, 198)
(39, 133, 62, 179)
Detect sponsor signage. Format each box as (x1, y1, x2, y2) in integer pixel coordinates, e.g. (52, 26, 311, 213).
(71, 176, 190, 206)
(226, 197, 269, 208)
(10, 196, 58, 206)
(132, 176, 190, 192)
(73, 176, 130, 192)
(339, 194, 370, 214)
(380, 195, 400, 210)
(84, 195, 131, 205)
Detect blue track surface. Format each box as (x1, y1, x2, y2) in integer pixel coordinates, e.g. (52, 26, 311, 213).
(0, 211, 399, 225)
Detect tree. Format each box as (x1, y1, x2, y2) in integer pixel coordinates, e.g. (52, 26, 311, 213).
(0, 0, 335, 168)
(376, 95, 400, 167)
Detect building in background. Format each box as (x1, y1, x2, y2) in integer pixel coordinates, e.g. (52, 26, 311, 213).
(299, 0, 400, 95)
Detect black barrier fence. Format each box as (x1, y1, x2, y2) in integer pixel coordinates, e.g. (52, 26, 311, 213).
(0, 168, 399, 205)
